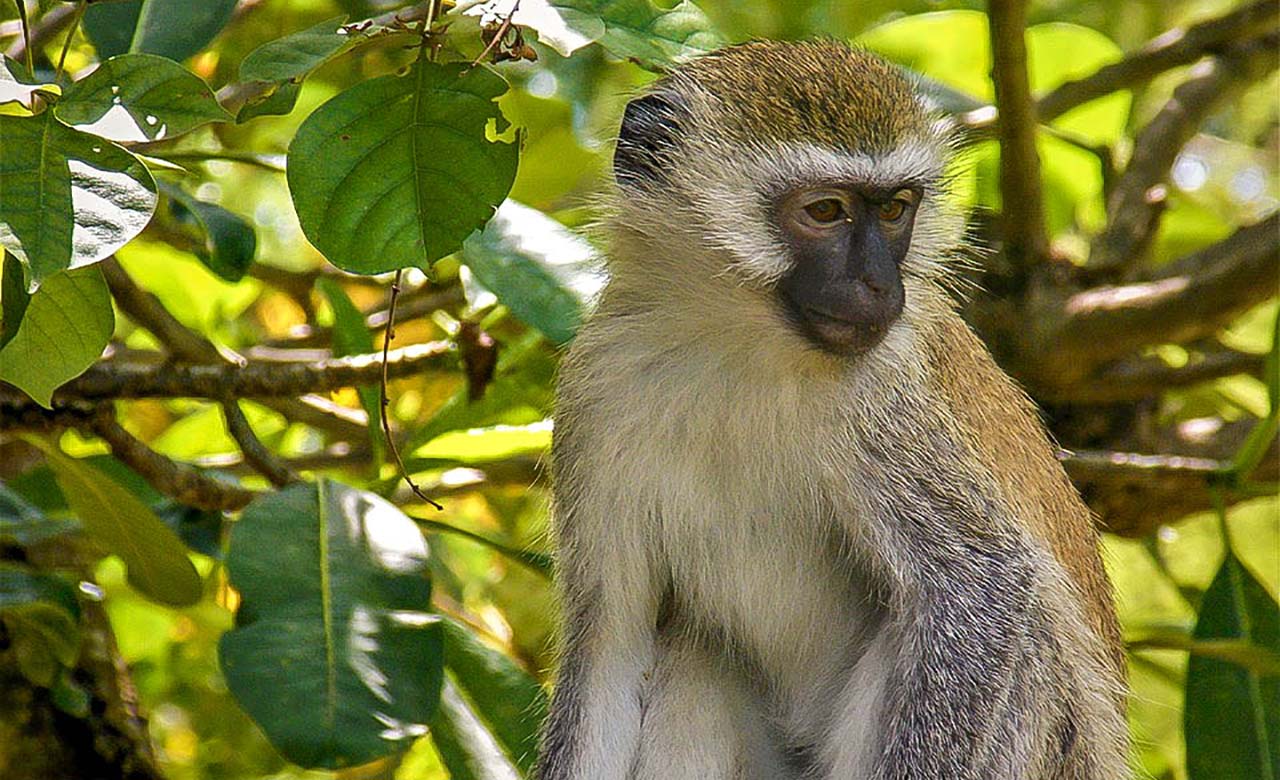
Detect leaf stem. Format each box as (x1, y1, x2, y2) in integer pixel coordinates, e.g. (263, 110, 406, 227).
(13, 0, 32, 79)
(52, 0, 86, 85)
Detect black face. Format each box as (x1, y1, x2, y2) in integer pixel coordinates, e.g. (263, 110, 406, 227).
(773, 184, 921, 356)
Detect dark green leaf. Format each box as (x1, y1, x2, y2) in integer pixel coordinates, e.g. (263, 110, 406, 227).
(0, 266, 114, 407)
(441, 618, 547, 773)
(1185, 552, 1280, 780)
(236, 79, 302, 122)
(57, 53, 231, 142)
(315, 277, 382, 463)
(0, 113, 157, 290)
(0, 250, 30, 350)
(240, 16, 350, 83)
(33, 441, 203, 607)
(287, 61, 519, 274)
(428, 681, 524, 780)
(162, 183, 257, 282)
(219, 480, 444, 768)
(461, 201, 591, 346)
(83, 0, 238, 62)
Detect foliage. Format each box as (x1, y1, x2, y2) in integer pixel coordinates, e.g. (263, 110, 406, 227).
(0, 1, 1275, 779)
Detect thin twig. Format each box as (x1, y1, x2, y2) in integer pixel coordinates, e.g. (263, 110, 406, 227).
(4, 2, 76, 66)
(380, 270, 443, 510)
(987, 0, 1047, 276)
(221, 399, 298, 486)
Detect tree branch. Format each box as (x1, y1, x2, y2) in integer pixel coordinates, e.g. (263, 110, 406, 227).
(86, 414, 257, 512)
(987, 0, 1048, 275)
(1037, 1, 1279, 122)
(1052, 214, 1278, 371)
(1088, 37, 1278, 273)
(1045, 344, 1267, 403)
(220, 400, 298, 487)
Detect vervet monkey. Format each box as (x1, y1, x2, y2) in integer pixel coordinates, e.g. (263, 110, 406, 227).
(540, 40, 1129, 780)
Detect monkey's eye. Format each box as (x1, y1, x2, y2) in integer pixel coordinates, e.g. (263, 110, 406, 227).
(877, 190, 917, 223)
(802, 198, 846, 225)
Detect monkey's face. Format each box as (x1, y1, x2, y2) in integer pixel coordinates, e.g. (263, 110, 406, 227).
(772, 184, 920, 355)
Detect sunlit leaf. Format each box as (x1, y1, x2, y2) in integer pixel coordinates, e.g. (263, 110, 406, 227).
(1185, 551, 1280, 780)
(0, 266, 113, 407)
(33, 442, 203, 607)
(498, 0, 722, 67)
(442, 618, 547, 774)
(287, 62, 519, 275)
(57, 54, 230, 142)
(461, 200, 594, 346)
(219, 480, 444, 768)
(83, 0, 238, 62)
(0, 113, 157, 290)
(428, 680, 524, 780)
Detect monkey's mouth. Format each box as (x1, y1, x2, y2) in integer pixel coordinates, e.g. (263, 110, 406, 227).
(786, 302, 894, 356)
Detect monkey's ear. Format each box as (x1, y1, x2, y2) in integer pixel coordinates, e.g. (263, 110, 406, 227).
(614, 90, 688, 187)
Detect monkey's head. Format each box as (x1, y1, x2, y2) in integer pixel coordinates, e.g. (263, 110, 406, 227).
(607, 40, 962, 360)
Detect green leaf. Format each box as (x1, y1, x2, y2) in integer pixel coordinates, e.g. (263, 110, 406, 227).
(461, 201, 592, 346)
(520, 0, 723, 68)
(240, 15, 351, 83)
(56, 53, 231, 142)
(0, 250, 30, 350)
(161, 182, 257, 282)
(441, 618, 547, 774)
(0, 563, 81, 685)
(0, 266, 114, 407)
(236, 16, 351, 122)
(82, 0, 238, 62)
(219, 480, 444, 769)
(428, 681, 525, 780)
(33, 442, 203, 607)
(287, 61, 519, 275)
(0, 112, 157, 290)
(1185, 552, 1280, 780)
(315, 277, 382, 464)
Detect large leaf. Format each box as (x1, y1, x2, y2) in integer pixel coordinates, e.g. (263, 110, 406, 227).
(0, 112, 157, 290)
(57, 53, 231, 142)
(461, 201, 594, 346)
(287, 61, 519, 275)
(1185, 552, 1280, 780)
(34, 442, 203, 607)
(441, 618, 547, 774)
(219, 480, 444, 768)
(161, 182, 257, 282)
(0, 265, 113, 407)
(82, 0, 238, 62)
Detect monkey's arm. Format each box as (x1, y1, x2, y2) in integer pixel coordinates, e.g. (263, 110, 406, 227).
(853, 417, 1129, 780)
(538, 417, 663, 780)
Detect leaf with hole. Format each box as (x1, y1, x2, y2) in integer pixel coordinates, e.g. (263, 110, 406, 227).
(0, 265, 114, 407)
(219, 480, 443, 768)
(287, 61, 519, 275)
(33, 442, 203, 607)
(0, 112, 157, 290)
(57, 53, 231, 142)
(1185, 551, 1280, 780)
